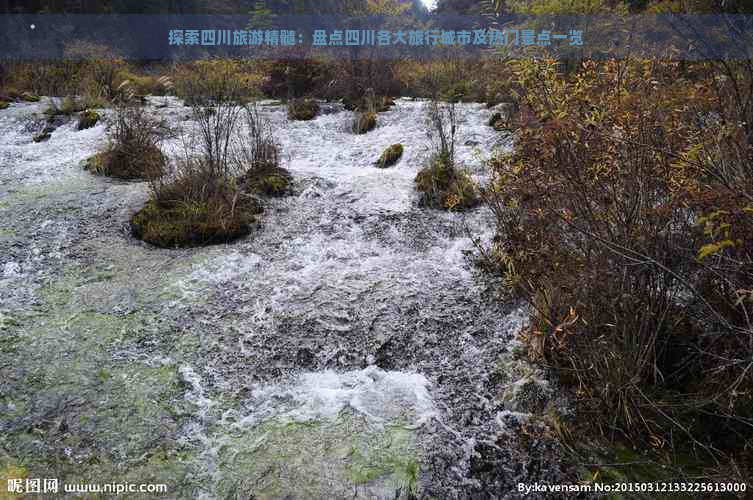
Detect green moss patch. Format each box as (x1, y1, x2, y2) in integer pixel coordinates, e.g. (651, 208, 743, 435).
(353, 111, 377, 134)
(376, 144, 404, 168)
(415, 155, 479, 211)
(130, 195, 262, 248)
(0, 101, 9, 110)
(287, 97, 320, 121)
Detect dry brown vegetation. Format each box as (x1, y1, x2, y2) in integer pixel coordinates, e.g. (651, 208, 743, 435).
(483, 58, 753, 486)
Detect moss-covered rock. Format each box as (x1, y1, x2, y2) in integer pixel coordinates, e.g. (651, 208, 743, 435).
(353, 111, 377, 134)
(77, 109, 100, 130)
(415, 155, 479, 211)
(20, 92, 40, 102)
(0, 100, 9, 110)
(33, 132, 51, 142)
(33, 125, 55, 143)
(376, 144, 403, 168)
(130, 195, 262, 248)
(240, 165, 293, 197)
(287, 97, 319, 121)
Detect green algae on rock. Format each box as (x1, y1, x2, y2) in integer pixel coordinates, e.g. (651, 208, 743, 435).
(211, 403, 425, 498)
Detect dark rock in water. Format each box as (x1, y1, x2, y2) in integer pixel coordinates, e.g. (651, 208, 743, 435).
(375, 337, 397, 370)
(295, 347, 315, 368)
(464, 139, 480, 146)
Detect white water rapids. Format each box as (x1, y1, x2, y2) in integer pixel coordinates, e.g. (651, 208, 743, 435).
(0, 97, 566, 499)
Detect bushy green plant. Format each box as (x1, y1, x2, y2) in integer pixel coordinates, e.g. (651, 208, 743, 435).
(44, 96, 83, 117)
(240, 166, 292, 196)
(234, 103, 292, 197)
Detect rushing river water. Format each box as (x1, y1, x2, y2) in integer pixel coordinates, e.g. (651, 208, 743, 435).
(0, 98, 566, 498)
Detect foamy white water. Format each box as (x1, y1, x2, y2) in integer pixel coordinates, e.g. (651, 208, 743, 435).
(0, 97, 566, 499)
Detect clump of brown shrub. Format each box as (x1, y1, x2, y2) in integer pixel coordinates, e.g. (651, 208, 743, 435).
(415, 100, 479, 211)
(236, 104, 291, 197)
(343, 94, 395, 113)
(44, 96, 86, 117)
(86, 104, 168, 180)
(394, 59, 516, 102)
(132, 69, 287, 248)
(287, 97, 319, 121)
(485, 58, 753, 482)
(349, 90, 380, 134)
